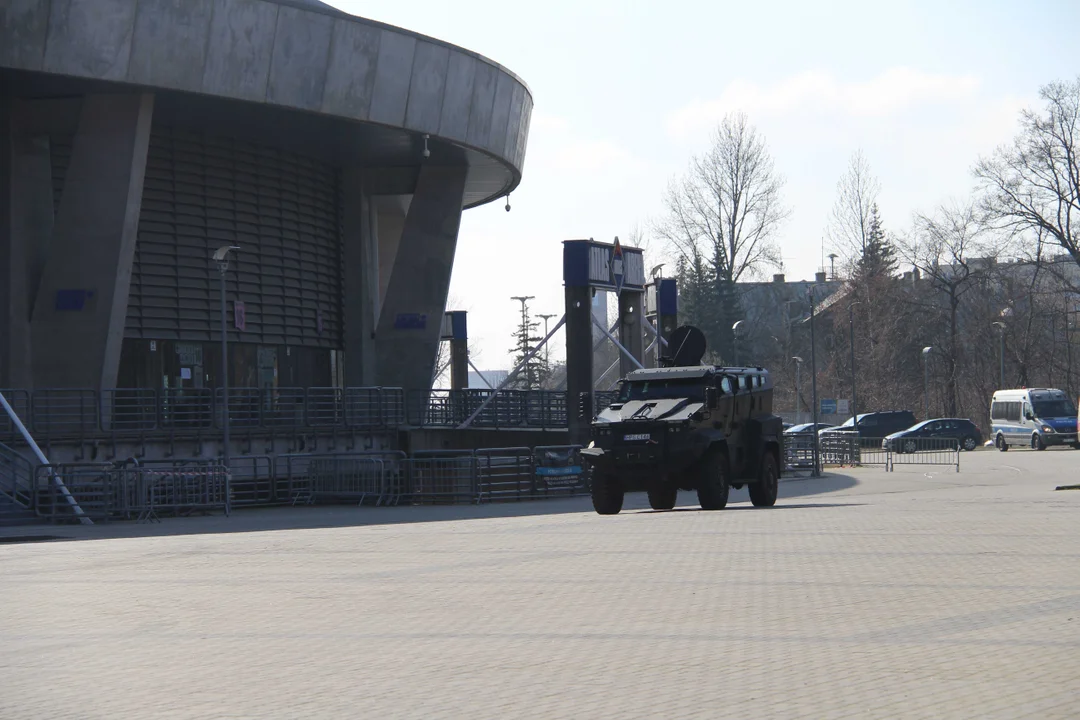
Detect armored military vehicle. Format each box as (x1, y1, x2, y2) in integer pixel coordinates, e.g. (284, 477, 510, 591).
(580, 326, 784, 515)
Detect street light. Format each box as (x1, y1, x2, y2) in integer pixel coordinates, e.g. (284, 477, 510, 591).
(213, 245, 239, 508)
(732, 320, 744, 366)
(792, 356, 804, 425)
(808, 287, 821, 478)
(991, 321, 1006, 388)
(922, 346, 933, 420)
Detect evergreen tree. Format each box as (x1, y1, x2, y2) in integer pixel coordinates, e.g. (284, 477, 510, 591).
(855, 204, 898, 279)
(507, 300, 548, 390)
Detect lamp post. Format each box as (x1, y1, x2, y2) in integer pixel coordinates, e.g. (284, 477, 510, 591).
(922, 346, 933, 420)
(732, 320, 744, 367)
(991, 321, 1006, 388)
(792, 356, 803, 425)
(213, 245, 239, 508)
(808, 287, 821, 478)
(848, 302, 861, 434)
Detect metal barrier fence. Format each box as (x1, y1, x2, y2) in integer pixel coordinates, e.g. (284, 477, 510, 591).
(0, 386, 407, 443)
(34, 461, 228, 522)
(275, 451, 407, 506)
(886, 436, 961, 472)
(0, 440, 34, 510)
(786, 433, 960, 472)
(819, 434, 890, 467)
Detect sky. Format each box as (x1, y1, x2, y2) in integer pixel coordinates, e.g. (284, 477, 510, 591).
(329, 0, 1080, 374)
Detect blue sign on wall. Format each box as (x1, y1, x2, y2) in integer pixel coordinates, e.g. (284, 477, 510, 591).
(394, 313, 427, 330)
(820, 399, 837, 415)
(55, 289, 95, 311)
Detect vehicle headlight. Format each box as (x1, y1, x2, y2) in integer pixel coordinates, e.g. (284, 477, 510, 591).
(587, 441, 596, 449)
(1042, 425, 1055, 433)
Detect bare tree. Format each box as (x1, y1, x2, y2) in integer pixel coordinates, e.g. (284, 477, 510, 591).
(828, 150, 882, 267)
(975, 77, 1080, 267)
(656, 112, 787, 285)
(655, 112, 788, 358)
(901, 202, 997, 416)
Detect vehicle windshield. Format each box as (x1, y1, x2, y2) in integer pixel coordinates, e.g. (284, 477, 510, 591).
(1032, 399, 1076, 418)
(618, 378, 707, 402)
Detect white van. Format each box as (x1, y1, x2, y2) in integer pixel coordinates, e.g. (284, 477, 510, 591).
(990, 388, 1078, 451)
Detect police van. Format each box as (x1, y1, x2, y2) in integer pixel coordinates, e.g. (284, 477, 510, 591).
(990, 388, 1078, 451)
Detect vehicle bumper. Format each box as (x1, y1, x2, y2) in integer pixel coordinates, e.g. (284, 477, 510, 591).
(1042, 432, 1077, 445)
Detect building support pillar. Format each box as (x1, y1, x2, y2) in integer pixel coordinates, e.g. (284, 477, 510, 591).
(618, 289, 645, 379)
(29, 93, 153, 390)
(374, 164, 466, 393)
(341, 169, 380, 386)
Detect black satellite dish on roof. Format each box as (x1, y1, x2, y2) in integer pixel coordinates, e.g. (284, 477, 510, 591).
(663, 325, 707, 367)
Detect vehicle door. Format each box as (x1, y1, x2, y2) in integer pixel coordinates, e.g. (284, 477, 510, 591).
(1021, 401, 1035, 431)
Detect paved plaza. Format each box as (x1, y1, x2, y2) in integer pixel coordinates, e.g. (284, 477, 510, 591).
(2, 449, 1079, 719)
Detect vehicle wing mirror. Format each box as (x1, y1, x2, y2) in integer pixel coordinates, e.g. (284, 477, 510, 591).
(1024, 409, 1034, 420)
(705, 386, 718, 410)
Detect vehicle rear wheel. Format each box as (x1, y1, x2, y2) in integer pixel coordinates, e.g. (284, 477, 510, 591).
(591, 472, 624, 515)
(647, 484, 677, 510)
(1032, 434, 1047, 451)
(996, 434, 1009, 452)
(696, 450, 730, 510)
(962, 436, 978, 451)
(748, 452, 778, 507)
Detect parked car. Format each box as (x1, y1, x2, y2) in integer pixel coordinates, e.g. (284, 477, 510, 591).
(818, 411, 918, 448)
(883, 418, 984, 453)
(784, 422, 835, 435)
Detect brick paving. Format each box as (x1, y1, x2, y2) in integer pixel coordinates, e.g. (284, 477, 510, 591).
(2, 449, 1079, 719)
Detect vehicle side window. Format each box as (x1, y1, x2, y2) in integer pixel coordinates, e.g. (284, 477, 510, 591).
(720, 377, 733, 394)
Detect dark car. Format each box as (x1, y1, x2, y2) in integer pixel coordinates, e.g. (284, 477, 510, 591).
(883, 418, 984, 452)
(819, 411, 918, 444)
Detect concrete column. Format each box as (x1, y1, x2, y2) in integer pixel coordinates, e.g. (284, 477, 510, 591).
(618, 290, 645, 379)
(374, 164, 466, 392)
(30, 93, 154, 390)
(0, 95, 56, 389)
(564, 285, 594, 447)
(341, 169, 379, 386)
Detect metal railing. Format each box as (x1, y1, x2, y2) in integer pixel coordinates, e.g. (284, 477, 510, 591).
(0, 386, 407, 443)
(408, 389, 569, 428)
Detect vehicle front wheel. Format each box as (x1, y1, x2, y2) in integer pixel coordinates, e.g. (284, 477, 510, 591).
(1032, 434, 1047, 451)
(748, 452, 778, 507)
(647, 484, 677, 510)
(996, 434, 1009, 452)
(962, 436, 978, 451)
(902, 438, 918, 454)
(696, 450, 730, 510)
(591, 472, 624, 515)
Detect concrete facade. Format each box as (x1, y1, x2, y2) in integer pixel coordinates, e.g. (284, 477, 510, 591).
(0, 0, 532, 393)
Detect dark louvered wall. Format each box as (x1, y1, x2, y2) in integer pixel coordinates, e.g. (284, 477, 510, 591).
(129, 126, 342, 348)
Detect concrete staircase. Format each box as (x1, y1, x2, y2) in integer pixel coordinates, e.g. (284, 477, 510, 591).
(0, 493, 39, 527)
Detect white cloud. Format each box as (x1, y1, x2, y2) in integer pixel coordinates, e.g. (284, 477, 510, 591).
(667, 67, 981, 138)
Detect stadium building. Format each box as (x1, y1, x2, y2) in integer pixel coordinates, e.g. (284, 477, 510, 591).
(0, 0, 532, 397)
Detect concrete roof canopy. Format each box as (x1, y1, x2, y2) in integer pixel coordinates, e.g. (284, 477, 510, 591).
(0, 0, 533, 207)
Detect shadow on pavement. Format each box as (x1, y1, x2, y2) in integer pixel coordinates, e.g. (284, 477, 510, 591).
(0, 472, 862, 543)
